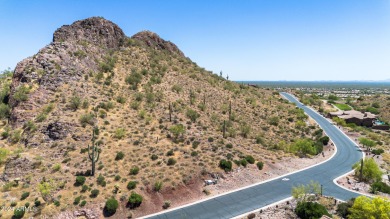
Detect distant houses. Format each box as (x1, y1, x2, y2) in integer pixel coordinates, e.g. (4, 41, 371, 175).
(328, 110, 389, 130)
(329, 110, 376, 127)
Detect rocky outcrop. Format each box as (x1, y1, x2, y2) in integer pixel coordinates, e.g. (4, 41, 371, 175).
(56, 208, 101, 219)
(53, 16, 125, 49)
(132, 31, 185, 57)
(9, 17, 126, 128)
(44, 121, 70, 140)
(2, 156, 39, 181)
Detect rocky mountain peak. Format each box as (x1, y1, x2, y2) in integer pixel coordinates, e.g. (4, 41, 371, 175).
(53, 17, 125, 49)
(131, 31, 184, 57)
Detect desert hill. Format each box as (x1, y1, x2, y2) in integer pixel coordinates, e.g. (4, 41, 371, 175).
(0, 17, 322, 218)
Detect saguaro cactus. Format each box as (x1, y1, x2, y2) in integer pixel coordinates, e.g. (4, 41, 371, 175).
(228, 101, 232, 121)
(169, 102, 172, 122)
(223, 120, 226, 138)
(88, 127, 100, 176)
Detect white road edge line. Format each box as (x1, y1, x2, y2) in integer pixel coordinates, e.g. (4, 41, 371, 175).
(140, 93, 341, 219)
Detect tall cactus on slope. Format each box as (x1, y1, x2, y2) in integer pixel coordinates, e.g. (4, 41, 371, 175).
(88, 127, 100, 176)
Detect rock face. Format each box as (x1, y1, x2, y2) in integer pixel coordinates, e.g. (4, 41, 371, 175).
(132, 31, 185, 57)
(44, 121, 70, 140)
(2, 156, 39, 181)
(53, 17, 125, 49)
(8, 17, 126, 128)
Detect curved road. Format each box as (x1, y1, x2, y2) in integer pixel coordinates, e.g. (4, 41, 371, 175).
(143, 92, 362, 219)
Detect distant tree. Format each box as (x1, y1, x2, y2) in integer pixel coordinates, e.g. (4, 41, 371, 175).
(349, 196, 390, 219)
(319, 136, 330, 145)
(186, 109, 200, 122)
(328, 94, 338, 101)
(291, 180, 321, 202)
(295, 201, 331, 219)
(219, 159, 232, 172)
(104, 198, 119, 215)
(358, 137, 376, 150)
(336, 198, 355, 218)
(352, 158, 383, 183)
(169, 124, 185, 139)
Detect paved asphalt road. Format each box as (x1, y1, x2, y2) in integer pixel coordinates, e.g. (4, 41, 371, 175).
(144, 92, 363, 219)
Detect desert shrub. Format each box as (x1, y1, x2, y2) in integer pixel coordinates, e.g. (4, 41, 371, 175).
(151, 154, 158, 160)
(352, 158, 383, 183)
(169, 124, 185, 139)
(240, 159, 248, 167)
(191, 151, 198, 156)
(10, 129, 22, 144)
(24, 120, 37, 133)
(268, 116, 279, 126)
(154, 181, 163, 192)
(240, 123, 251, 138)
(73, 196, 81, 205)
(256, 161, 264, 170)
(99, 55, 116, 73)
(90, 189, 99, 198)
(116, 95, 126, 104)
(52, 163, 61, 172)
(81, 184, 88, 192)
(0, 103, 10, 119)
(80, 200, 87, 207)
(128, 192, 143, 208)
(97, 174, 106, 186)
(208, 137, 214, 142)
(219, 159, 232, 171)
(166, 150, 174, 156)
(295, 201, 331, 219)
(114, 175, 121, 181)
(256, 136, 265, 144)
(192, 141, 200, 149)
(113, 128, 126, 139)
(162, 201, 171, 209)
(125, 71, 143, 88)
(130, 166, 140, 175)
(370, 181, 390, 194)
(247, 213, 256, 219)
(13, 85, 30, 102)
(75, 176, 86, 186)
(186, 109, 200, 122)
(69, 94, 81, 110)
(336, 198, 355, 218)
(34, 199, 41, 207)
(167, 158, 177, 166)
(79, 113, 95, 127)
(127, 181, 137, 190)
(1, 129, 9, 139)
(54, 200, 60, 206)
(145, 92, 155, 104)
(226, 143, 233, 149)
(82, 99, 89, 109)
(105, 198, 119, 215)
(290, 138, 321, 156)
(13, 207, 25, 219)
(36, 112, 47, 122)
(245, 155, 255, 164)
(0, 148, 9, 165)
(115, 151, 124, 160)
(171, 84, 182, 93)
(21, 191, 30, 200)
(372, 148, 384, 155)
(319, 136, 330, 145)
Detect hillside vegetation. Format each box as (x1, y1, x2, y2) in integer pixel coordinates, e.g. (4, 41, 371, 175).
(0, 17, 323, 218)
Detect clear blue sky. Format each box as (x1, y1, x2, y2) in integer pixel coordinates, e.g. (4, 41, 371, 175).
(1, 0, 389, 81)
